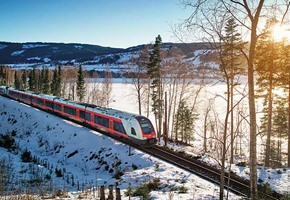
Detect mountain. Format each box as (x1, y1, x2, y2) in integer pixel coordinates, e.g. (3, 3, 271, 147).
(0, 41, 210, 66)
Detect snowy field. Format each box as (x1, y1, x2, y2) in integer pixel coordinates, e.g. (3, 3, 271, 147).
(0, 81, 290, 199)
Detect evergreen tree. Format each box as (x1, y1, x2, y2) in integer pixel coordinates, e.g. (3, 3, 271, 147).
(255, 18, 283, 167)
(14, 71, 20, 89)
(38, 68, 44, 93)
(76, 65, 86, 102)
(42, 67, 50, 94)
(173, 100, 196, 144)
(280, 43, 290, 167)
(21, 70, 27, 90)
(147, 35, 163, 142)
(28, 68, 37, 92)
(51, 66, 61, 96)
(272, 97, 288, 165)
(220, 17, 244, 164)
(0, 66, 6, 85)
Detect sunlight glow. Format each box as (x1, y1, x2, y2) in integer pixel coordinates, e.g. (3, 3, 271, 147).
(272, 24, 290, 42)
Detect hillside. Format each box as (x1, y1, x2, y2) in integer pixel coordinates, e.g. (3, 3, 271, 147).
(0, 41, 210, 66)
(0, 93, 241, 199)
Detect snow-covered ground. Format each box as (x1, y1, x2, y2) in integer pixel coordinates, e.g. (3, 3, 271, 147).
(0, 85, 242, 200)
(1, 82, 290, 199)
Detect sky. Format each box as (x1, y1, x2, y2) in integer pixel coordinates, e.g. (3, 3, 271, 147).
(0, 0, 191, 48)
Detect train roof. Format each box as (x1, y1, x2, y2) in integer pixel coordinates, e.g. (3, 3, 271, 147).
(53, 96, 137, 120)
(7, 87, 139, 120)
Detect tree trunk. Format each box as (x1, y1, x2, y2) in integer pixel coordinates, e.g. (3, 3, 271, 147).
(248, 31, 259, 200)
(230, 48, 234, 164)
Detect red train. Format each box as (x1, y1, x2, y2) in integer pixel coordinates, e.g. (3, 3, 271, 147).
(0, 86, 157, 146)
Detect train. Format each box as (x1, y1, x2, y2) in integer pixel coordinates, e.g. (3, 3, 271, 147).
(0, 86, 157, 146)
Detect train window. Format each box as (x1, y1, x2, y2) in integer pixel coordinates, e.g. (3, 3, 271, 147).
(54, 103, 62, 111)
(131, 127, 136, 135)
(45, 101, 53, 108)
(114, 121, 126, 134)
(94, 115, 109, 128)
(36, 99, 44, 105)
(79, 110, 90, 120)
(64, 106, 76, 116)
(135, 116, 154, 135)
(80, 110, 86, 119)
(85, 112, 91, 121)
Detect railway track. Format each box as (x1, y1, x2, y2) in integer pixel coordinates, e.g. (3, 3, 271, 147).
(134, 144, 281, 200)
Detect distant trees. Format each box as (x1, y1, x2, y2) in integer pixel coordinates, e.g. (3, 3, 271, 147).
(14, 71, 21, 89)
(0, 66, 6, 85)
(76, 65, 86, 102)
(28, 68, 37, 92)
(51, 66, 62, 96)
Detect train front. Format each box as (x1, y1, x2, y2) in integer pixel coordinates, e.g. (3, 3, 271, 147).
(133, 116, 157, 146)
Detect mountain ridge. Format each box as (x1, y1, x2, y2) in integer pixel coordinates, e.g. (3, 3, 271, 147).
(0, 41, 209, 65)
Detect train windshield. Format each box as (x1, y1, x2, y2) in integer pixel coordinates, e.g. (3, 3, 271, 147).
(135, 116, 154, 135)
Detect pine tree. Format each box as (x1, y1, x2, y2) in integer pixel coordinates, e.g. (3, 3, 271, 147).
(278, 42, 290, 167)
(147, 35, 163, 142)
(42, 67, 50, 94)
(272, 97, 288, 165)
(220, 17, 244, 164)
(28, 68, 37, 92)
(76, 65, 86, 102)
(255, 18, 283, 167)
(51, 66, 61, 96)
(0, 66, 6, 85)
(173, 100, 196, 144)
(14, 71, 21, 89)
(21, 70, 27, 90)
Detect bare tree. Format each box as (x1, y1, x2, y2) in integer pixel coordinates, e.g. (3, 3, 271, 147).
(127, 45, 150, 115)
(103, 67, 113, 107)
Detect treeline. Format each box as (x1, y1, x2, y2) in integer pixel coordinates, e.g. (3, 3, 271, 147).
(0, 65, 114, 107)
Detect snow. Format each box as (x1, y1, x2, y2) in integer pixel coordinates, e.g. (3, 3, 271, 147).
(43, 57, 51, 62)
(27, 57, 42, 61)
(22, 44, 49, 49)
(0, 84, 243, 199)
(74, 45, 83, 49)
(1, 82, 290, 199)
(11, 50, 25, 56)
(0, 44, 8, 50)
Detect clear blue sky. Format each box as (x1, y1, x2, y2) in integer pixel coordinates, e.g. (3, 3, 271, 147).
(0, 0, 190, 48)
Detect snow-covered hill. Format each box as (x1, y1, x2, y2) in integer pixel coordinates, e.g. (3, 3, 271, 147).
(0, 95, 241, 199)
(0, 42, 210, 69)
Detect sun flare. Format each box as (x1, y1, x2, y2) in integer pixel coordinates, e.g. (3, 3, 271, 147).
(272, 24, 290, 41)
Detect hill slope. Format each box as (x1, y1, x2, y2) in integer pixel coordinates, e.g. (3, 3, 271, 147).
(0, 41, 210, 65)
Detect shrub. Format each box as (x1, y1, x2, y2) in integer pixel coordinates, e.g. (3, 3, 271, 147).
(132, 163, 138, 170)
(132, 184, 151, 200)
(113, 168, 124, 179)
(146, 178, 160, 190)
(236, 162, 247, 167)
(21, 149, 32, 162)
(55, 167, 63, 177)
(154, 163, 160, 171)
(124, 186, 133, 197)
(178, 185, 188, 194)
(0, 132, 16, 151)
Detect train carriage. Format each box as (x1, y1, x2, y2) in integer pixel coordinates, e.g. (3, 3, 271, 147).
(0, 86, 157, 146)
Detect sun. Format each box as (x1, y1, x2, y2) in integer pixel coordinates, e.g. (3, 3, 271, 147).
(272, 24, 290, 41)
